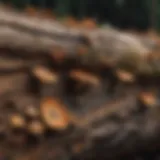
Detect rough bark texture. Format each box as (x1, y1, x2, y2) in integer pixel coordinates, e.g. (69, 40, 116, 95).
(0, 6, 154, 56)
(0, 6, 159, 160)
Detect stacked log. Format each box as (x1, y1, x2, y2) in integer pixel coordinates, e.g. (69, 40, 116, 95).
(0, 5, 159, 160)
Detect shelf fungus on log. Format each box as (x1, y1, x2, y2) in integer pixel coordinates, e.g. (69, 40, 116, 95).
(40, 98, 71, 131)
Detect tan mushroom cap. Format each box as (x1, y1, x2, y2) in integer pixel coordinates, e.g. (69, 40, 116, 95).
(115, 69, 135, 83)
(27, 121, 45, 135)
(40, 98, 71, 131)
(70, 70, 100, 86)
(139, 91, 156, 107)
(9, 114, 26, 128)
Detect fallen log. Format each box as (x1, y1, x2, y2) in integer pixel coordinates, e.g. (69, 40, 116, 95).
(0, 6, 153, 57)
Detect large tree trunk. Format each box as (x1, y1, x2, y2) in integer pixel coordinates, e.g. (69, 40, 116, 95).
(0, 6, 156, 66)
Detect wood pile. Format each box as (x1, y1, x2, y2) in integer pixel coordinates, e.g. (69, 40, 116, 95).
(0, 5, 159, 160)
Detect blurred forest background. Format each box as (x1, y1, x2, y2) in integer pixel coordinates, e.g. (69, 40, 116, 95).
(1, 0, 159, 31)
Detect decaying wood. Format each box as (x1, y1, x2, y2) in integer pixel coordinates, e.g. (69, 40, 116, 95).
(0, 6, 160, 160)
(79, 109, 160, 160)
(0, 73, 29, 94)
(74, 94, 138, 128)
(0, 6, 153, 58)
(0, 7, 159, 77)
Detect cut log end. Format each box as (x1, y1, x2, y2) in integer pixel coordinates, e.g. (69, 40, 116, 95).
(32, 66, 59, 84)
(139, 91, 157, 107)
(25, 105, 39, 118)
(9, 114, 26, 129)
(27, 121, 45, 135)
(40, 98, 71, 131)
(115, 69, 136, 83)
(69, 70, 100, 86)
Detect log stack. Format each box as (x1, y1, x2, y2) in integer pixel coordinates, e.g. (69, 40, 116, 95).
(0, 5, 159, 160)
